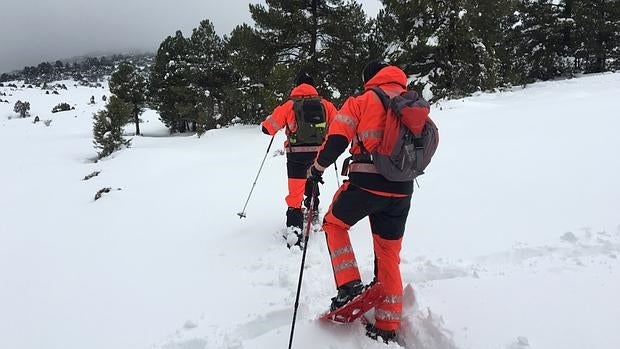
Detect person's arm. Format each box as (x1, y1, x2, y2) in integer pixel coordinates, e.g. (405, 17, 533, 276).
(323, 100, 339, 126)
(313, 135, 349, 171)
(260, 101, 291, 135)
(312, 96, 360, 172)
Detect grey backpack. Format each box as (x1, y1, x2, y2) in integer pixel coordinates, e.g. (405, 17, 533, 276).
(365, 87, 438, 181)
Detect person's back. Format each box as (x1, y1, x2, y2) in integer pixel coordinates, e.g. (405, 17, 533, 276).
(333, 62, 414, 195)
(306, 60, 432, 343)
(261, 70, 337, 248)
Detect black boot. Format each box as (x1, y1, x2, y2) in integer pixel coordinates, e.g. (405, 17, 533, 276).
(329, 280, 365, 311)
(365, 324, 397, 344)
(304, 180, 320, 211)
(303, 197, 320, 223)
(285, 207, 304, 248)
(303, 196, 320, 211)
(286, 207, 303, 230)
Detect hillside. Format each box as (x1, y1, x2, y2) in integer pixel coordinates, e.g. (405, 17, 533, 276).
(1, 73, 619, 349)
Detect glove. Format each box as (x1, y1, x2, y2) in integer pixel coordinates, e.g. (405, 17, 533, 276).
(261, 125, 270, 135)
(307, 165, 324, 184)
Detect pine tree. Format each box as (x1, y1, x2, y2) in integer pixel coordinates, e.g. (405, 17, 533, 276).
(109, 62, 147, 135)
(512, 0, 566, 82)
(495, 0, 530, 85)
(468, 0, 512, 88)
(93, 96, 132, 159)
(150, 22, 228, 134)
(249, 0, 371, 104)
(610, 0, 620, 71)
(190, 19, 227, 98)
(377, 0, 497, 100)
(250, 0, 322, 66)
(149, 30, 193, 132)
(223, 23, 275, 124)
(321, 1, 371, 103)
(430, 0, 477, 98)
(249, 0, 325, 104)
(186, 19, 226, 131)
(262, 63, 297, 112)
(556, 0, 578, 76)
(573, 0, 620, 73)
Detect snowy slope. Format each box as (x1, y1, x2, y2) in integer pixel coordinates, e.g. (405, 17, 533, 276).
(0, 73, 619, 349)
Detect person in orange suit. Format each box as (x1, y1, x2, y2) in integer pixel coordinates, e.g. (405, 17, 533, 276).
(307, 60, 428, 343)
(261, 70, 337, 246)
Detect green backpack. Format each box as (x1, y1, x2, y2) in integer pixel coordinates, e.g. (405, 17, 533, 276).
(288, 97, 327, 146)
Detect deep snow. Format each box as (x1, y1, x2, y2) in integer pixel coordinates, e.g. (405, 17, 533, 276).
(0, 73, 619, 349)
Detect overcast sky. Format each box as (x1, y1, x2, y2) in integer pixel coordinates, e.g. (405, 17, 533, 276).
(0, 0, 382, 74)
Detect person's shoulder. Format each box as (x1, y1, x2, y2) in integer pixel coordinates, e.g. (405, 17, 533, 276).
(339, 88, 384, 114)
(353, 89, 374, 98)
(275, 98, 294, 108)
(271, 98, 294, 115)
(319, 97, 337, 106)
(345, 89, 376, 103)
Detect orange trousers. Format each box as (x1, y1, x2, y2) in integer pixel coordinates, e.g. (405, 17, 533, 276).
(285, 151, 319, 208)
(323, 181, 411, 331)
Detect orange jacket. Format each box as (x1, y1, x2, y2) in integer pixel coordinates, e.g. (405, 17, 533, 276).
(324, 66, 407, 157)
(261, 84, 338, 148)
(314, 66, 412, 195)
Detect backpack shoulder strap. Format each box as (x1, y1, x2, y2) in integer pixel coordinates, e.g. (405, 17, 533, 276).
(292, 97, 303, 118)
(368, 87, 390, 111)
(354, 88, 391, 156)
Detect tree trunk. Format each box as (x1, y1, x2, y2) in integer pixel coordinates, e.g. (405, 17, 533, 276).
(562, 0, 575, 73)
(595, 5, 606, 72)
(134, 113, 141, 136)
(310, 0, 319, 60)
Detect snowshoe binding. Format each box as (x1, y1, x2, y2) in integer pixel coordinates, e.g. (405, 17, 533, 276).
(365, 323, 397, 344)
(320, 281, 384, 323)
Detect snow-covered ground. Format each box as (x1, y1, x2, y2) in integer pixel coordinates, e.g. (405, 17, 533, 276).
(0, 73, 618, 349)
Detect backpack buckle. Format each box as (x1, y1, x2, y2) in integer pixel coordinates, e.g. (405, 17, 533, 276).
(341, 157, 351, 176)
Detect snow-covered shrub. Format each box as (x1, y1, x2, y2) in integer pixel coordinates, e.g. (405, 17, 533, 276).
(13, 100, 30, 118)
(51, 102, 73, 113)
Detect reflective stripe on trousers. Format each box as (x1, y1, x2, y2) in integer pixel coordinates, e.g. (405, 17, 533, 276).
(323, 182, 361, 286)
(322, 181, 409, 331)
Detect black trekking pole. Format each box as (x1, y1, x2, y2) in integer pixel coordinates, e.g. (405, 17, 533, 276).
(237, 135, 275, 218)
(287, 183, 318, 349)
